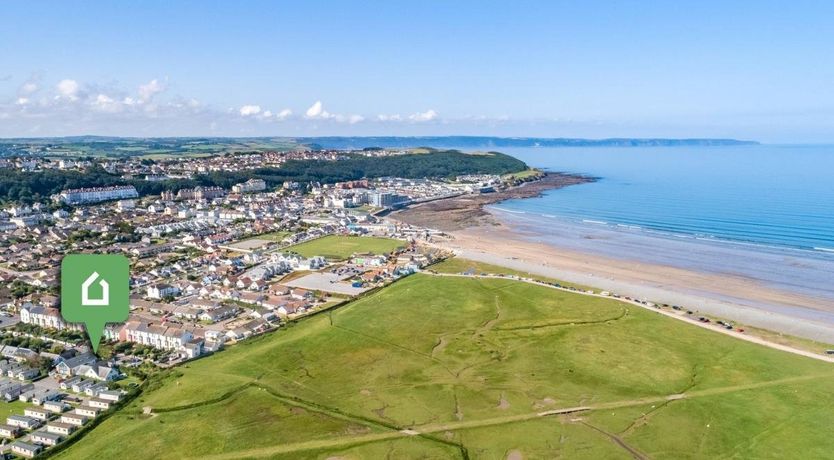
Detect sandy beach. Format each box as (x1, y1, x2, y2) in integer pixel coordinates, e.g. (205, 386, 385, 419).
(437, 223, 834, 343)
(392, 177, 834, 344)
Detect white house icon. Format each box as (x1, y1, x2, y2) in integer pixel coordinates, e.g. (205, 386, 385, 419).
(81, 272, 110, 306)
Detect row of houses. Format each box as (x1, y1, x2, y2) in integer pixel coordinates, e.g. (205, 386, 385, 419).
(3, 386, 123, 457)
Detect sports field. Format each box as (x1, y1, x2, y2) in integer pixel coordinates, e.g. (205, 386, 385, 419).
(55, 272, 834, 459)
(286, 235, 405, 260)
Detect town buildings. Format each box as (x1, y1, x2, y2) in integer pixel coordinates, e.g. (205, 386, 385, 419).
(53, 185, 139, 205)
(232, 178, 267, 193)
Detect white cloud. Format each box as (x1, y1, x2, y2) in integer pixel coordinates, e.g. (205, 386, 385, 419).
(138, 79, 165, 101)
(304, 101, 365, 123)
(92, 94, 122, 113)
(377, 114, 402, 122)
(408, 109, 438, 122)
(56, 79, 80, 100)
(20, 82, 38, 95)
(0, 74, 463, 135)
(305, 100, 333, 119)
(239, 104, 294, 122)
(274, 108, 292, 120)
(239, 104, 262, 116)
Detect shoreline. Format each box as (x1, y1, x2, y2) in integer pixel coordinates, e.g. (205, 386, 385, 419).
(391, 172, 596, 231)
(390, 175, 834, 344)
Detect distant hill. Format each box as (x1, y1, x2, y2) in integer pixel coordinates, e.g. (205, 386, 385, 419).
(296, 136, 759, 150)
(0, 136, 758, 158)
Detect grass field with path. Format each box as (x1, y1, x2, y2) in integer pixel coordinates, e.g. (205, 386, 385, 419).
(54, 272, 834, 459)
(431, 257, 594, 291)
(286, 235, 406, 260)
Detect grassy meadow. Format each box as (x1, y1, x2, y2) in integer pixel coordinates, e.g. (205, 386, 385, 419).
(286, 235, 406, 260)
(54, 272, 834, 459)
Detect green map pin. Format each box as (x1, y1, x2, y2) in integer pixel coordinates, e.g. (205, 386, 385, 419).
(61, 254, 130, 353)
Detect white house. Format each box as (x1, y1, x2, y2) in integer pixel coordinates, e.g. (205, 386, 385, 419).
(19, 305, 66, 329)
(146, 283, 181, 299)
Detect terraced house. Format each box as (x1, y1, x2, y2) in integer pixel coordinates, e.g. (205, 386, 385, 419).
(119, 320, 194, 351)
(19, 304, 66, 329)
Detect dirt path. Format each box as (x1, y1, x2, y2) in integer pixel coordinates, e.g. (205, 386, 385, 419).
(186, 371, 834, 460)
(580, 421, 648, 460)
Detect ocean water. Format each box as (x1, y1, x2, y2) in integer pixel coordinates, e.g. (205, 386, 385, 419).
(480, 145, 834, 300)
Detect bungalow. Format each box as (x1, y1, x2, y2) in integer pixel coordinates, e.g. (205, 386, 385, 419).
(46, 422, 76, 436)
(241, 319, 269, 335)
(23, 407, 50, 421)
(10, 441, 41, 458)
(43, 400, 67, 413)
(225, 327, 248, 341)
(71, 380, 94, 394)
(60, 413, 87, 426)
(75, 405, 100, 418)
(249, 306, 277, 321)
(0, 346, 38, 363)
(88, 397, 112, 410)
(32, 389, 61, 405)
(239, 291, 265, 304)
(59, 376, 81, 390)
(268, 284, 290, 295)
(0, 381, 33, 402)
(190, 299, 221, 310)
(198, 305, 239, 323)
(97, 390, 122, 402)
(7, 366, 39, 381)
(172, 305, 202, 321)
(6, 415, 40, 430)
(260, 295, 287, 310)
(290, 288, 312, 300)
(31, 430, 62, 446)
(131, 242, 178, 258)
(0, 423, 19, 438)
(277, 300, 308, 316)
(84, 383, 108, 397)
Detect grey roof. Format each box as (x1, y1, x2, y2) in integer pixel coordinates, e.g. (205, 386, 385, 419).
(61, 351, 97, 369)
(32, 430, 62, 441)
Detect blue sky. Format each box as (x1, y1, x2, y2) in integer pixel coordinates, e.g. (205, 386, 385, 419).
(1, 1, 833, 141)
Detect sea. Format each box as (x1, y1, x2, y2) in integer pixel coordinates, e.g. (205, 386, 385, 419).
(471, 144, 834, 302)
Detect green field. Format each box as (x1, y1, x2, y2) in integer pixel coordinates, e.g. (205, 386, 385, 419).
(0, 400, 28, 420)
(55, 273, 834, 459)
(502, 168, 543, 181)
(431, 257, 593, 291)
(243, 231, 291, 243)
(286, 235, 406, 260)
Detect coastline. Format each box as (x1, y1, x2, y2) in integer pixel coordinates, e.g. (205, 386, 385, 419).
(391, 176, 834, 344)
(391, 172, 596, 231)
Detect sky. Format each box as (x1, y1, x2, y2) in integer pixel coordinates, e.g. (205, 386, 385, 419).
(1, 1, 833, 142)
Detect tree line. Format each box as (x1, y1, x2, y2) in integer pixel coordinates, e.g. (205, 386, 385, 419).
(0, 150, 527, 204)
